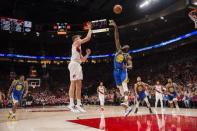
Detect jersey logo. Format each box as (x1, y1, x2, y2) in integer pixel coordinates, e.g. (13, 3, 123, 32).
(137, 86, 143, 92)
(16, 84, 23, 91)
(169, 87, 174, 92)
(116, 54, 124, 63)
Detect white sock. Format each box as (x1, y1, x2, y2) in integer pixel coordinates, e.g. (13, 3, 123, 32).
(69, 98, 74, 106)
(77, 99, 82, 106)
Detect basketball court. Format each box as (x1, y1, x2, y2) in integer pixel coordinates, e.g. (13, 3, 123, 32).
(0, 106, 197, 131)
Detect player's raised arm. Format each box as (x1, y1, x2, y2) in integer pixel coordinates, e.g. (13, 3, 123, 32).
(109, 20, 121, 50)
(80, 22, 92, 44)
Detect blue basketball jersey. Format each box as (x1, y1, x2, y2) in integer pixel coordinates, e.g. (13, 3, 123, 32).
(12, 80, 25, 95)
(136, 82, 146, 100)
(114, 53, 128, 70)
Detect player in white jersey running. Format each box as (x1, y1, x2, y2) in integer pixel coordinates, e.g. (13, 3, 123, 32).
(154, 81, 164, 109)
(97, 82, 106, 111)
(67, 22, 92, 113)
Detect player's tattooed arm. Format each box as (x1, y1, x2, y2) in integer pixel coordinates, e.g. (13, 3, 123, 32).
(162, 86, 167, 95)
(165, 84, 170, 95)
(126, 55, 133, 69)
(109, 20, 121, 50)
(162, 85, 166, 92)
(142, 82, 150, 88)
(173, 83, 178, 91)
(8, 80, 16, 97)
(81, 22, 92, 44)
(134, 84, 138, 96)
(23, 81, 29, 98)
(97, 86, 99, 94)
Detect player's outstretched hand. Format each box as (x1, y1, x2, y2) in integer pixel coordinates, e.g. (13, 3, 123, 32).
(87, 22, 92, 30)
(109, 20, 117, 27)
(86, 48, 91, 55)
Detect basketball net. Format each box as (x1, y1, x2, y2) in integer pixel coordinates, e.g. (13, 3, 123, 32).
(32, 85, 36, 89)
(189, 9, 197, 29)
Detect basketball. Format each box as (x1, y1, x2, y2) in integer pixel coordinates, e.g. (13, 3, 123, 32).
(113, 4, 122, 14)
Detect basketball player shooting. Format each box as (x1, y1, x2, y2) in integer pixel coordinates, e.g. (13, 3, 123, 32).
(109, 20, 133, 116)
(67, 22, 92, 113)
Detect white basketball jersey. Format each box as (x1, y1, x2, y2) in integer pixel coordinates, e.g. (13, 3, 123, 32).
(98, 86, 105, 95)
(155, 85, 162, 93)
(71, 45, 82, 63)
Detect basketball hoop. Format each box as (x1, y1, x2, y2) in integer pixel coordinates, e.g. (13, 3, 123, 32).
(188, 9, 197, 28)
(27, 78, 41, 89)
(32, 85, 36, 89)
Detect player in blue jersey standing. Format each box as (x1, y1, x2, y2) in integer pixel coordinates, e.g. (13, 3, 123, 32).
(134, 77, 153, 114)
(7, 75, 28, 120)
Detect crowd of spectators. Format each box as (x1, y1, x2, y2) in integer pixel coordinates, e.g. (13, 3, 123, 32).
(31, 90, 69, 106)
(0, 43, 197, 109)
